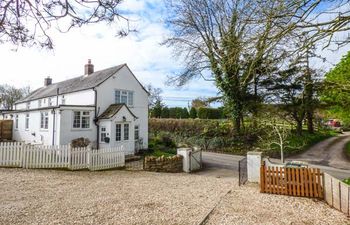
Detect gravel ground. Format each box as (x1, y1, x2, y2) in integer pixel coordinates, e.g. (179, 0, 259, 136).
(205, 183, 350, 225)
(0, 168, 234, 225)
(0, 168, 348, 225)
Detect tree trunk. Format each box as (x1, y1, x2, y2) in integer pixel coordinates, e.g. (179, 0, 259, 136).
(307, 111, 314, 134)
(296, 120, 303, 136)
(234, 116, 241, 135)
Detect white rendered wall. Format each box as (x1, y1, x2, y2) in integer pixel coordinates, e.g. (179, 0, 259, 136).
(58, 107, 96, 146)
(96, 66, 149, 149)
(11, 110, 57, 145)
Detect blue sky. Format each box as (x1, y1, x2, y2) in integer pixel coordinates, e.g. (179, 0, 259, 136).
(0, 0, 348, 107)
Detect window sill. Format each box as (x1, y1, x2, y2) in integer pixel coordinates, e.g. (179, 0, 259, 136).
(40, 129, 49, 132)
(71, 128, 92, 131)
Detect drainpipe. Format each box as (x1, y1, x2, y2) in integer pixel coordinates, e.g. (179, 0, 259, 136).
(52, 88, 59, 145)
(93, 88, 100, 149)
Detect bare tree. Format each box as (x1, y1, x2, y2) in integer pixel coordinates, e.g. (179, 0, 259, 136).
(145, 84, 163, 108)
(163, 0, 298, 134)
(0, 0, 133, 49)
(0, 85, 30, 110)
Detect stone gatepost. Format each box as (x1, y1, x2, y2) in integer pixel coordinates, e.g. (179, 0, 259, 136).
(247, 151, 262, 183)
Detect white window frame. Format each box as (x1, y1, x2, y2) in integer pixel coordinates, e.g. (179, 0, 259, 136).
(115, 89, 134, 107)
(38, 99, 42, 108)
(124, 123, 129, 141)
(25, 114, 29, 130)
(48, 98, 53, 106)
(72, 111, 91, 129)
(134, 125, 139, 140)
(40, 112, 49, 130)
(15, 115, 19, 130)
(100, 126, 107, 142)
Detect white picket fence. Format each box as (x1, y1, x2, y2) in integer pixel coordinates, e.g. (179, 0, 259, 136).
(0, 142, 125, 171)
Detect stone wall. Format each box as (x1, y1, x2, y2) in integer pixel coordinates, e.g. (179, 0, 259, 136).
(144, 155, 183, 173)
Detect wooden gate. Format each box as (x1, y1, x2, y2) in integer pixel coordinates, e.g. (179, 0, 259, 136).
(260, 164, 323, 198)
(0, 120, 13, 140)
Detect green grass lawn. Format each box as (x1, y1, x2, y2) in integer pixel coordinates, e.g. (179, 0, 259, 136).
(343, 178, 350, 185)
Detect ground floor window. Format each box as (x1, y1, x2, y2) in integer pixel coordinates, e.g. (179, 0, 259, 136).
(134, 125, 139, 140)
(116, 124, 122, 141)
(73, 111, 90, 129)
(25, 114, 29, 130)
(124, 124, 129, 140)
(40, 112, 48, 129)
(100, 126, 107, 142)
(15, 115, 18, 129)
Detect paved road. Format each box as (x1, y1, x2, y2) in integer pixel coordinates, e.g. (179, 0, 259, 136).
(202, 151, 350, 180)
(198, 152, 244, 178)
(288, 132, 350, 170)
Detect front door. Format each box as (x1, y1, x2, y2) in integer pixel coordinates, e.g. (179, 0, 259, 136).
(115, 122, 134, 155)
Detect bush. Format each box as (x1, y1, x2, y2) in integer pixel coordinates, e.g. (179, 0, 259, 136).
(71, 137, 90, 148)
(197, 107, 223, 119)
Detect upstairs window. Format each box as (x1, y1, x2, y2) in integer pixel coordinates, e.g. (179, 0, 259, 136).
(115, 90, 134, 107)
(61, 96, 66, 105)
(38, 99, 42, 108)
(48, 98, 53, 106)
(26, 102, 30, 109)
(25, 114, 29, 130)
(73, 111, 90, 129)
(40, 112, 48, 129)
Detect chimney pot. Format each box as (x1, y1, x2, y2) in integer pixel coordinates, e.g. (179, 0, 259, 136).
(84, 59, 94, 75)
(44, 76, 52, 86)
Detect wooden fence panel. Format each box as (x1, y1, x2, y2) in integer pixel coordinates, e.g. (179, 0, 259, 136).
(0, 120, 13, 140)
(260, 165, 323, 198)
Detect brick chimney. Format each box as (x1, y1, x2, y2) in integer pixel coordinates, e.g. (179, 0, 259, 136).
(84, 59, 94, 75)
(44, 76, 52, 86)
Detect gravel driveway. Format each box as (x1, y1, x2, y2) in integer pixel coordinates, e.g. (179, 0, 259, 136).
(0, 168, 234, 225)
(0, 168, 348, 225)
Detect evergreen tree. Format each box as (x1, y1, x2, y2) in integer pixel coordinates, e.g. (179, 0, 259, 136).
(189, 107, 197, 118)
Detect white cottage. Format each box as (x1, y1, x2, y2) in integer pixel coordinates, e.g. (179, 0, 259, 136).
(3, 60, 149, 155)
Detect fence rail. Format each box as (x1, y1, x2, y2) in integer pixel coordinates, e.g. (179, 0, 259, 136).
(260, 165, 323, 198)
(0, 142, 125, 171)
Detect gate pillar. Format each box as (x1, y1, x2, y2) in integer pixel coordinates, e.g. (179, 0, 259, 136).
(247, 151, 262, 183)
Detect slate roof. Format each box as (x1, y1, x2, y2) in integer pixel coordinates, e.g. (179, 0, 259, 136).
(98, 104, 137, 120)
(17, 64, 126, 103)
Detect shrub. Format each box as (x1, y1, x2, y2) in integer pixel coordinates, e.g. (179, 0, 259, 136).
(71, 137, 90, 148)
